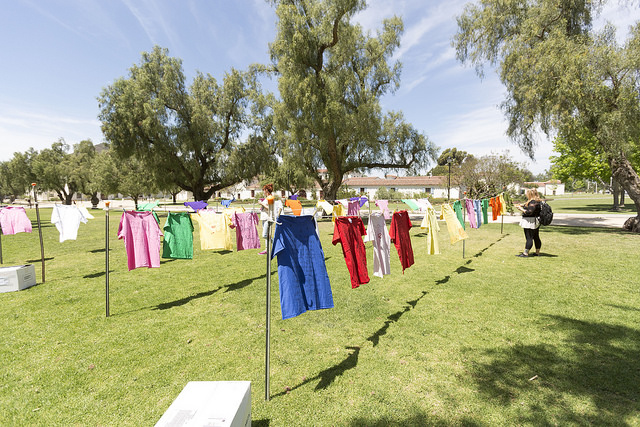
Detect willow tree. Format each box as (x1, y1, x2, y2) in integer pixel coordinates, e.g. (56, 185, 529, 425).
(98, 46, 274, 201)
(268, 0, 437, 200)
(454, 0, 640, 231)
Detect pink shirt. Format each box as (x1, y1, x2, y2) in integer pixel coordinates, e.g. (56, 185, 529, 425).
(117, 211, 163, 271)
(0, 207, 32, 235)
(232, 212, 261, 250)
(375, 200, 391, 220)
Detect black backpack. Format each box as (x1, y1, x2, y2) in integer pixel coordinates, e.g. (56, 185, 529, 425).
(538, 201, 553, 226)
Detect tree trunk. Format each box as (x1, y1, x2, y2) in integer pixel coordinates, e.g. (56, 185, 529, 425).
(611, 156, 640, 232)
(612, 179, 620, 211)
(619, 186, 625, 207)
(172, 192, 178, 204)
(64, 192, 73, 205)
(321, 177, 343, 201)
(90, 192, 100, 208)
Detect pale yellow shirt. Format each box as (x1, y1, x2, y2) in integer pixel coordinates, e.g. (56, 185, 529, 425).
(192, 211, 233, 250)
(441, 204, 468, 244)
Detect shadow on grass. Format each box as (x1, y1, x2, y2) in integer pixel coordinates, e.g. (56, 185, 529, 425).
(271, 346, 361, 398)
(466, 315, 640, 425)
(89, 248, 111, 253)
(26, 257, 54, 263)
(252, 420, 270, 427)
(350, 412, 479, 427)
(541, 225, 632, 235)
(455, 265, 474, 274)
(606, 304, 640, 312)
(153, 274, 267, 310)
(367, 292, 429, 347)
(83, 270, 114, 279)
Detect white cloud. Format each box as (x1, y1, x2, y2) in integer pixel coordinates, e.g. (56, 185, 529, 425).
(0, 104, 103, 161)
(120, 0, 180, 50)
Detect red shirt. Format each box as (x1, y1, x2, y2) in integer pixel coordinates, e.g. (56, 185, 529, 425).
(390, 210, 414, 273)
(332, 216, 369, 288)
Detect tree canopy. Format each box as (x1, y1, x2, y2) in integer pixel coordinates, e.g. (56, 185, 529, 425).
(454, 0, 640, 228)
(31, 139, 97, 205)
(98, 46, 274, 201)
(458, 151, 532, 199)
(268, 0, 438, 200)
(0, 149, 37, 202)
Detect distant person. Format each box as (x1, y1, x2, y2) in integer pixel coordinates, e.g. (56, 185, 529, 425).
(258, 183, 274, 255)
(515, 188, 542, 257)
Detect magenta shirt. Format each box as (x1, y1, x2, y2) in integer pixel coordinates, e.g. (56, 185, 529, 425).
(232, 212, 261, 250)
(0, 207, 33, 235)
(117, 211, 163, 270)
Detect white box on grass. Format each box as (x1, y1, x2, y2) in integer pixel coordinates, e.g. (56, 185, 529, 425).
(155, 381, 251, 427)
(0, 264, 36, 293)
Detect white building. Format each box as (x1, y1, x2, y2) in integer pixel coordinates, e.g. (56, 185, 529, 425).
(342, 175, 460, 200)
(523, 180, 565, 196)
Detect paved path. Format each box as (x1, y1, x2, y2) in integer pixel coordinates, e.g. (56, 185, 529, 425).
(407, 212, 630, 229)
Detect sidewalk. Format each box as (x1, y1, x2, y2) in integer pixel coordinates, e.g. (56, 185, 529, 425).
(407, 212, 629, 229)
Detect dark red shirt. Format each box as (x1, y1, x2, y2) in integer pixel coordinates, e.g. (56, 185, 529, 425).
(390, 210, 414, 273)
(332, 216, 369, 288)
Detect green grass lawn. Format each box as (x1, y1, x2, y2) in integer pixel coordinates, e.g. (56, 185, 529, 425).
(0, 208, 638, 425)
(546, 194, 637, 215)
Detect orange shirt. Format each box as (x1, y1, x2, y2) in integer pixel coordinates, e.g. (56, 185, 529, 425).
(285, 199, 303, 216)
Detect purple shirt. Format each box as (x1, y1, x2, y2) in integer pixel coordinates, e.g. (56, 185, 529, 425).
(465, 199, 477, 229)
(232, 212, 261, 250)
(184, 201, 208, 211)
(0, 207, 32, 235)
(117, 211, 163, 271)
(347, 200, 360, 216)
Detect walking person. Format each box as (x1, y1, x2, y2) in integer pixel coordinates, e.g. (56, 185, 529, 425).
(515, 188, 542, 257)
(258, 183, 274, 255)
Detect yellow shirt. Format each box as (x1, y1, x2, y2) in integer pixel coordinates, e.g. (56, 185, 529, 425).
(420, 206, 441, 255)
(498, 194, 507, 215)
(332, 204, 345, 223)
(192, 211, 233, 250)
(441, 204, 468, 244)
(317, 200, 334, 215)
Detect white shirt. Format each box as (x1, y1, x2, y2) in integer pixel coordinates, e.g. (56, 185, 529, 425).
(364, 213, 391, 278)
(51, 205, 88, 242)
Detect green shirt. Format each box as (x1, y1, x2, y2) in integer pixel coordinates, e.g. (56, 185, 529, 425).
(162, 212, 194, 259)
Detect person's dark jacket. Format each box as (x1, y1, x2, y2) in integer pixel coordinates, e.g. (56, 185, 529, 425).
(522, 200, 541, 217)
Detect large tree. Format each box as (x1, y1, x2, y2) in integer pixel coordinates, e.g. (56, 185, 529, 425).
(98, 46, 274, 201)
(31, 139, 96, 205)
(93, 148, 157, 206)
(458, 152, 532, 199)
(454, 0, 640, 231)
(0, 149, 38, 202)
(551, 129, 640, 209)
(268, 0, 437, 200)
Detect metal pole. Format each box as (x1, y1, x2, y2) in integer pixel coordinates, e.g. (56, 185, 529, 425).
(447, 160, 451, 202)
(105, 202, 110, 317)
(31, 183, 45, 283)
(462, 197, 466, 259)
(265, 196, 274, 401)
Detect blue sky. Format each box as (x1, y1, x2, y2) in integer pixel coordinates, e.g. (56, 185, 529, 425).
(1, 0, 638, 175)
